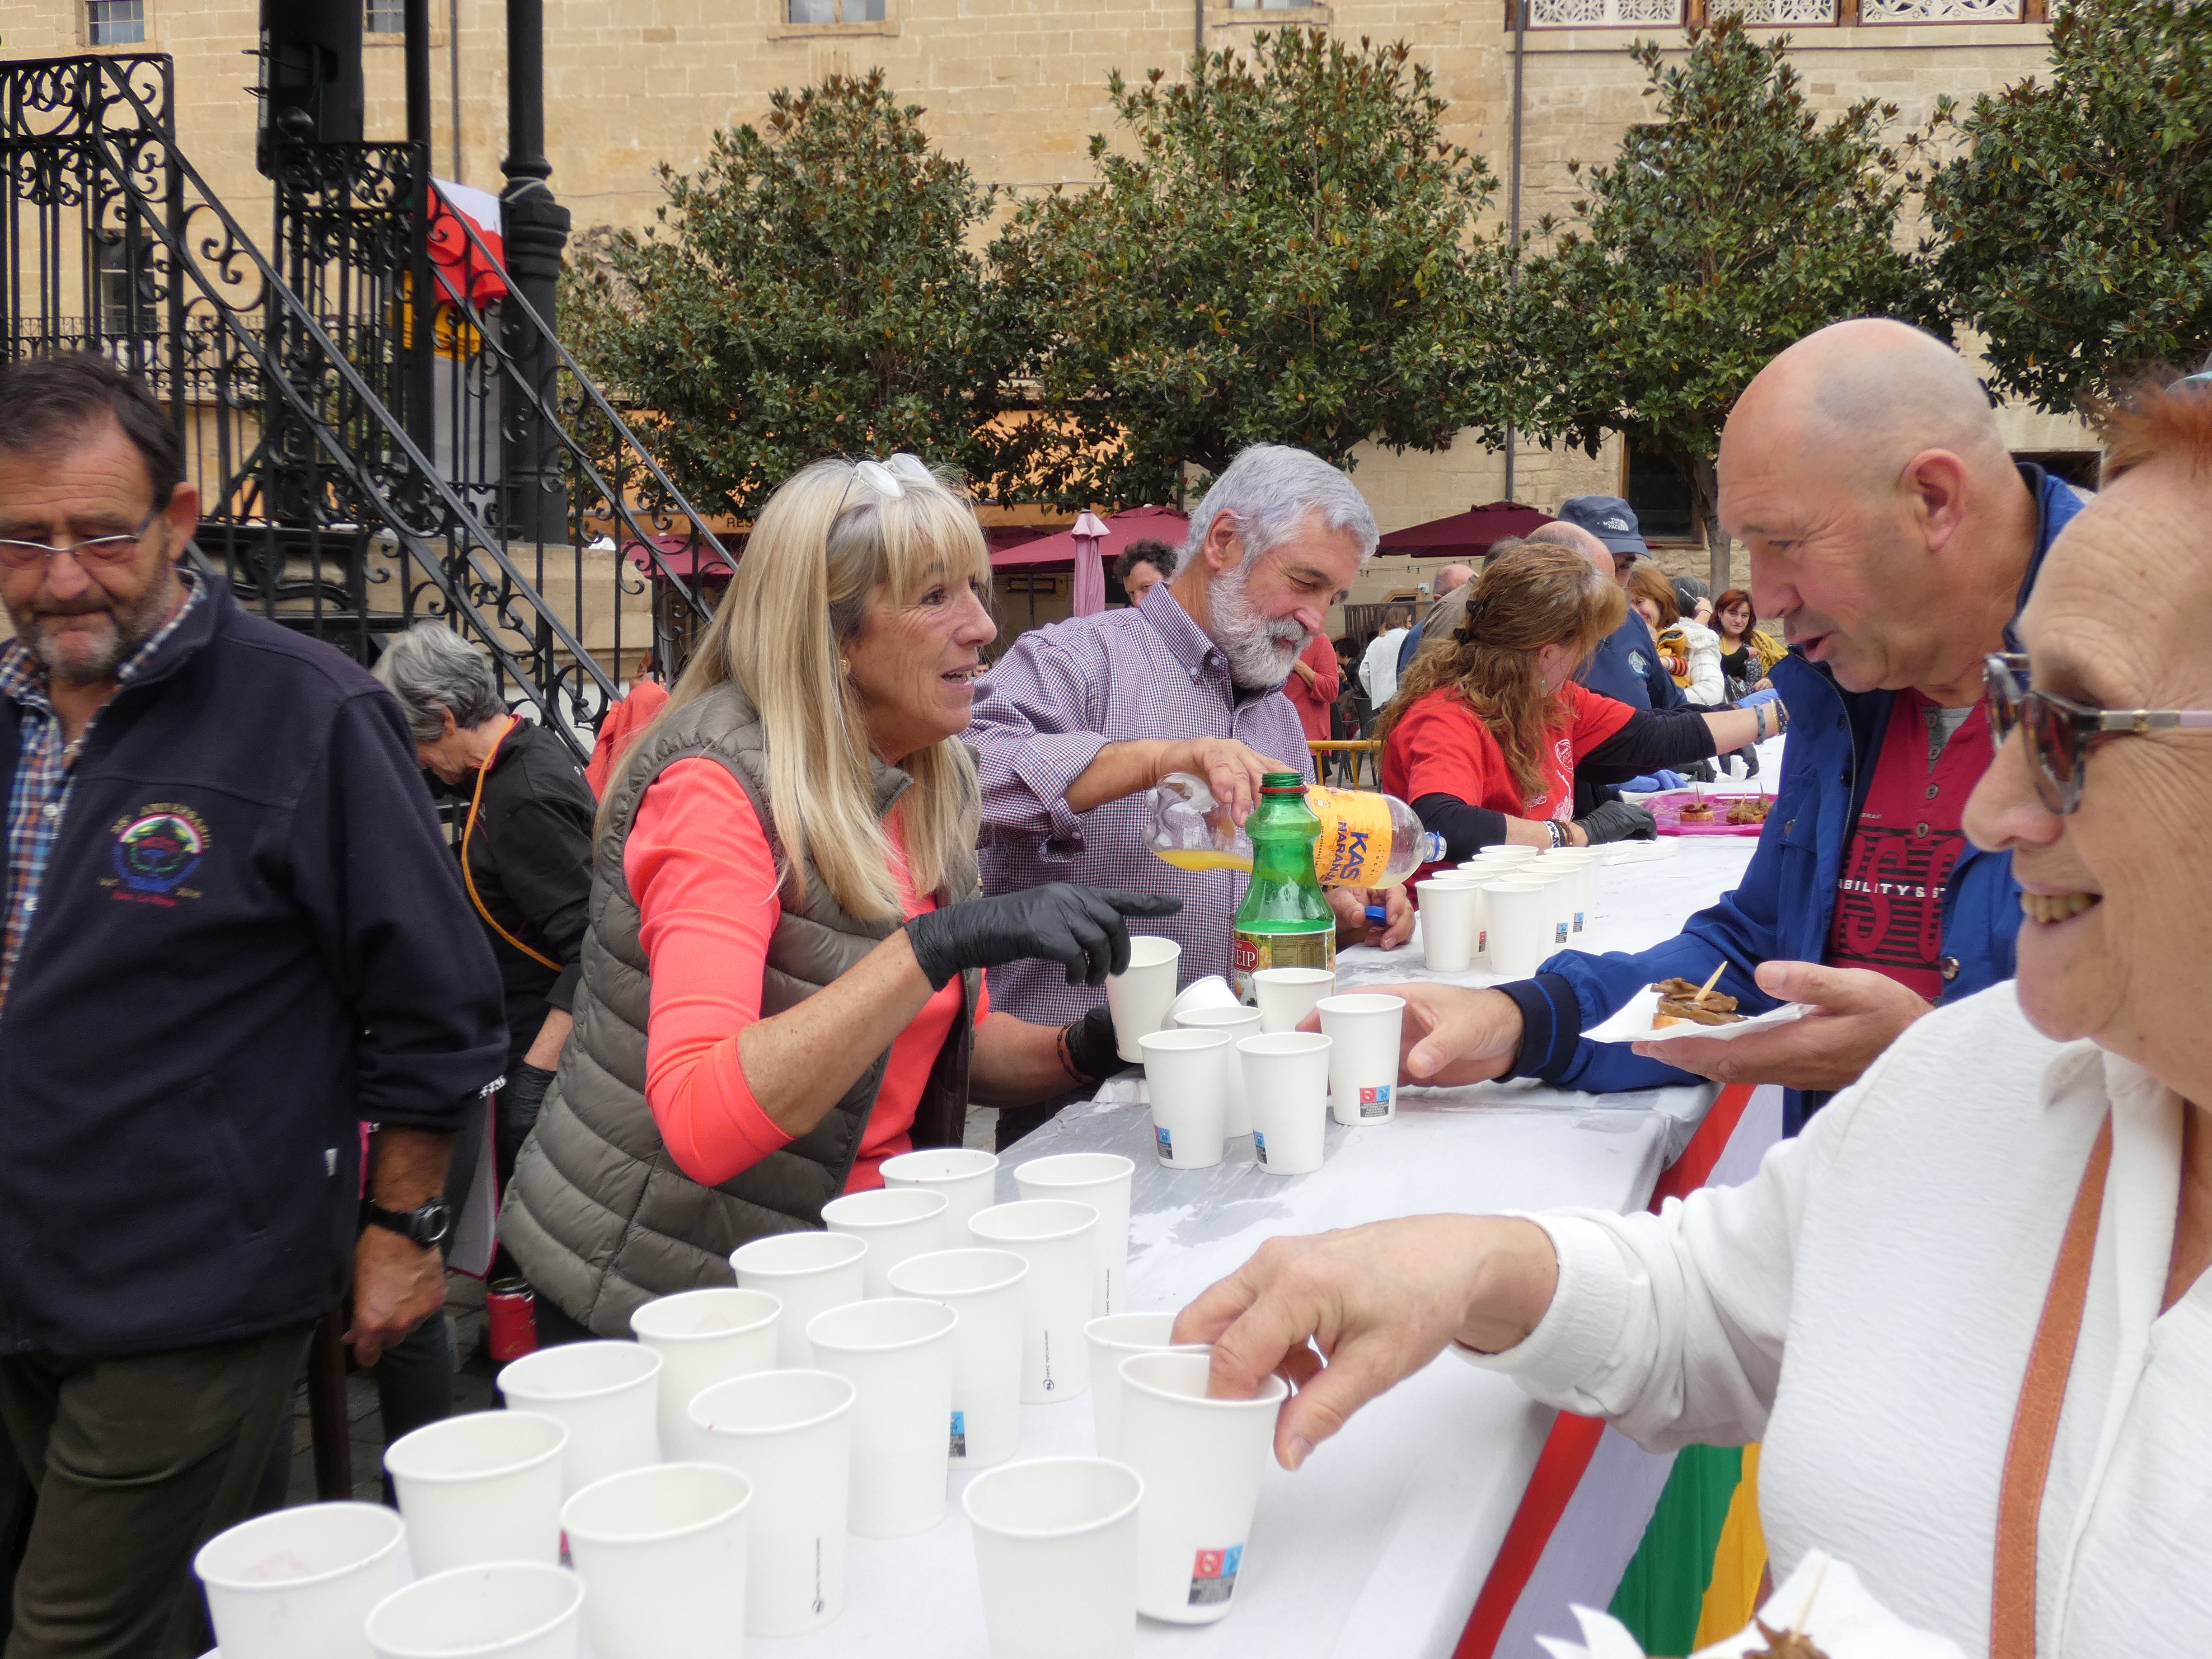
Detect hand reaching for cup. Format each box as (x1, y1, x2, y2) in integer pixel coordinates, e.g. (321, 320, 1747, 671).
(1172, 1216, 1561, 1469)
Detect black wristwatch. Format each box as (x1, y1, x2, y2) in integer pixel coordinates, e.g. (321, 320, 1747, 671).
(363, 1197, 454, 1251)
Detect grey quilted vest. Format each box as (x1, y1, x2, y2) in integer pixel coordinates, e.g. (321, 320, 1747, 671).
(498, 683, 980, 1336)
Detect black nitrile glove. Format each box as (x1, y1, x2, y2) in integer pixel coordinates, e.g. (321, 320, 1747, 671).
(497, 1062, 558, 1176)
(1061, 1004, 1123, 1085)
(905, 885, 1184, 990)
(1576, 799, 1659, 844)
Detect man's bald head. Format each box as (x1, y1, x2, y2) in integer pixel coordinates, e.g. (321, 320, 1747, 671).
(1528, 520, 1615, 585)
(1718, 318, 2045, 703)
(1725, 319, 2006, 497)
(1436, 562, 1476, 596)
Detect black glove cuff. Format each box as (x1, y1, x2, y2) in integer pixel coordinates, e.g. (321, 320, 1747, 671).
(1061, 1006, 1123, 1085)
(903, 914, 960, 991)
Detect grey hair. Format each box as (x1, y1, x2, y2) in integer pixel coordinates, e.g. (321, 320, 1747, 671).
(374, 622, 504, 742)
(1183, 444, 1380, 572)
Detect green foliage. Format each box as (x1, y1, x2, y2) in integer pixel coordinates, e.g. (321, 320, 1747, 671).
(1512, 19, 1942, 559)
(1918, 0, 2212, 412)
(992, 29, 1515, 508)
(560, 71, 1027, 518)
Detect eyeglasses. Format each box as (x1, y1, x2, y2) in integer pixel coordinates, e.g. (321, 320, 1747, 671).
(1982, 652, 2212, 815)
(0, 509, 159, 571)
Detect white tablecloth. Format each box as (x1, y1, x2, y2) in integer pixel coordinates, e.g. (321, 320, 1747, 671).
(765, 824, 1767, 1659)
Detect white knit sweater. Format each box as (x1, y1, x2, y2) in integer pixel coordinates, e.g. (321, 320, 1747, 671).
(1475, 982, 2212, 1659)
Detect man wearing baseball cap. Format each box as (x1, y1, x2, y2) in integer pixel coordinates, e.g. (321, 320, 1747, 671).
(1558, 495, 1683, 715)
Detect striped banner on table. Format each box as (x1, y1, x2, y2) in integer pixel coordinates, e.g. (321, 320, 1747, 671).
(1454, 1082, 1785, 1659)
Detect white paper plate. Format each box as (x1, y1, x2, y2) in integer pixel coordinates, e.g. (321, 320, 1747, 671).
(1589, 985, 1809, 1045)
(1599, 839, 1679, 865)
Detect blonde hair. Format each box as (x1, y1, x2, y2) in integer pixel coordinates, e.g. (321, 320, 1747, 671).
(1377, 540, 1626, 803)
(617, 457, 993, 923)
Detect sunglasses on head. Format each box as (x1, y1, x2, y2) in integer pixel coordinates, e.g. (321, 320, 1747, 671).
(1982, 652, 2212, 815)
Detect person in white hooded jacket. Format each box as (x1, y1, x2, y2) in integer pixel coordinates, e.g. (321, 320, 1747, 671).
(1173, 369, 2212, 1659)
(1626, 562, 1726, 705)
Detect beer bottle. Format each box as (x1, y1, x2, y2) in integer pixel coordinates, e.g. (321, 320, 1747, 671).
(1232, 772, 1336, 1005)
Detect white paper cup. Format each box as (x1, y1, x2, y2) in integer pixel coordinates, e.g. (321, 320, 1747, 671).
(881, 1147, 1000, 1236)
(495, 1342, 662, 1499)
(1416, 879, 1484, 973)
(729, 1229, 868, 1367)
(1238, 1033, 1331, 1176)
(686, 1369, 854, 1637)
(805, 1297, 959, 1537)
(1172, 1005, 1261, 1138)
(383, 1410, 568, 1575)
(1117, 1348, 1289, 1626)
(1318, 994, 1405, 1127)
(965, 1457, 1144, 1659)
(562, 1467, 750, 1659)
(1084, 1312, 1184, 1463)
(558, 1462, 750, 1659)
(1105, 935, 1182, 1062)
(822, 1186, 951, 1298)
(196, 1501, 409, 1659)
(1544, 855, 1598, 939)
(1014, 1152, 1134, 1318)
(1167, 974, 1239, 1022)
(1483, 878, 1560, 978)
(363, 1562, 583, 1659)
(1138, 1028, 1230, 1170)
(1460, 846, 1538, 869)
(626, 1287, 779, 1463)
(969, 1199, 1097, 1402)
(887, 1247, 1029, 1470)
(1251, 966, 1334, 1035)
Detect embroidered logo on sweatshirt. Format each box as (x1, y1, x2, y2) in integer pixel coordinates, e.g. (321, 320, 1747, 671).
(104, 803, 210, 904)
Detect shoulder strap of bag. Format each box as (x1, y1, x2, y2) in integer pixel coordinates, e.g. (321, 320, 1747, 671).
(1990, 1112, 2113, 1659)
(462, 716, 562, 973)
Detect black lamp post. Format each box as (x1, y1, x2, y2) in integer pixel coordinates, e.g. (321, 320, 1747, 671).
(500, 0, 571, 545)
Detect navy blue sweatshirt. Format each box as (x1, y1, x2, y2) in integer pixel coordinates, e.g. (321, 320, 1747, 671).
(0, 584, 507, 1360)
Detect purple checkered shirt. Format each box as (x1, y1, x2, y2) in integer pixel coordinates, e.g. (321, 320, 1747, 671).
(0, 573, 203, 1008)
(969, 585, 1314, 1027)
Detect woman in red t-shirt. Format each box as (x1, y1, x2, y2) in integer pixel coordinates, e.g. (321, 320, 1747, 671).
(1378, 540, 1761, 868)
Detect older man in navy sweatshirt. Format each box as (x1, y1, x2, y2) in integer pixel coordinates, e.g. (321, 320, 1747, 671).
(0, 354, 506, 1658)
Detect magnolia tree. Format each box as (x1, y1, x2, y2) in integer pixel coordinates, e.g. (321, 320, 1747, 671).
(1513, 19, 1944, 593)
(993, 29, 1517, 509)
(561, 72, 1029, 517)
(1918, 0, 2212, 409)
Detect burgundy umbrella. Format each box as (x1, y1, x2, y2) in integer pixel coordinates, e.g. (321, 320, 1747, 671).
(1376, 501, 1554, 558)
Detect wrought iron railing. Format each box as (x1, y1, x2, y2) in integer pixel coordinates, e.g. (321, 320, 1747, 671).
(0, 52, 727, 754)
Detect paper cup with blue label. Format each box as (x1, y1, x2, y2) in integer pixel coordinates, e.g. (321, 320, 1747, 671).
(1317, 993, 1405, 1127)
(888, 1247, 1028, 1471)
(1138, 1028, 1231, 1170)
(1117, 1348, 1287, 1624)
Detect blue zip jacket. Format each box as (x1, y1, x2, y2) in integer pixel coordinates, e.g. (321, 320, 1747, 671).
(1500, 466, 2085, 1135)
(0, 581, 507, 1360)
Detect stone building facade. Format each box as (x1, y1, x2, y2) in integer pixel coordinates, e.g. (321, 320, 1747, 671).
(1, 0, 2093, 613)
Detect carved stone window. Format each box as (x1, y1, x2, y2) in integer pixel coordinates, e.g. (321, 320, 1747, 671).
(1528, 0, 1685, 24)
(86, 0, 145, 45)
(1708, 0, 1838, 22)
(1858, 0, 2025, 19)
(787, 0, 885, 22)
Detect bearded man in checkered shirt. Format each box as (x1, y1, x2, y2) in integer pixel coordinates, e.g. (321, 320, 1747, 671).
(969, 445, 1415, 1147)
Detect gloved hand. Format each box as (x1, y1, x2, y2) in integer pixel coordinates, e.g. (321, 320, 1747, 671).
(906, 885, 1184, 990)
(1060, 1004, 1123, 1084)
(1575, 799, 1659, 844)
(497, 1062, 558, 1177)
(1737, 686, 1781, 708)
(1618, 769, 1690, 794)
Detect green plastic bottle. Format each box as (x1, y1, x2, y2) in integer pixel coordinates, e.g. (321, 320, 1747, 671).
(1232, 771, 1336, 1005)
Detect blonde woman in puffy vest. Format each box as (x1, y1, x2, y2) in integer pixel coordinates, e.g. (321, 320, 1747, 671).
(500, 456, 1175, 1340)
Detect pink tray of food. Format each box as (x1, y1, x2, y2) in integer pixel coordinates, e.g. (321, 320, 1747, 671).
(1645, 788, 1774, 837)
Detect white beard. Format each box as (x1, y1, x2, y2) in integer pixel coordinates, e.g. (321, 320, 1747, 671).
(1209, 558, 1309, 690)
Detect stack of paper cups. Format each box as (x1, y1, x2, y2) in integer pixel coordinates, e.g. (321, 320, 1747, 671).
(1173, 1003, 1262, 1138)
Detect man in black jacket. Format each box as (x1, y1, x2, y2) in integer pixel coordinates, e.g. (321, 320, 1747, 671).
(0, 354, 507, 1656)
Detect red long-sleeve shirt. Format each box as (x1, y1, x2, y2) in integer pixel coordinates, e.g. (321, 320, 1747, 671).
(626, 759, 983, 1192)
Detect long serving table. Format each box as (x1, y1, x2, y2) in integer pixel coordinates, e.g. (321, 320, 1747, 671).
(766, 827, 1767, 1659)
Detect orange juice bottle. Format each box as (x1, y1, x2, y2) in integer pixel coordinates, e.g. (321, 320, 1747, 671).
(1146, 773, 1444, 888)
